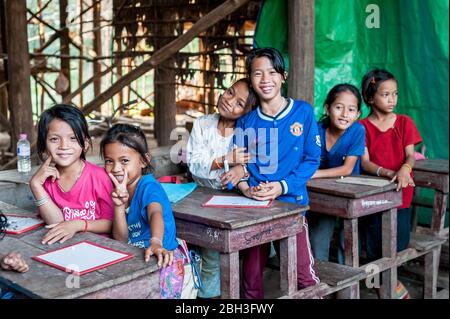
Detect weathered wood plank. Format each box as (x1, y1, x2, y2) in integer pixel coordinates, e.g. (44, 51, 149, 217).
(414, 171, 449, 193)
(220, 251, 239, 299)
(414, 159, 449, 174)
(175, 219, 228, 252)
(314, 261, 365, 287)
(380, 208, 397, 299)
(337, 218, 359, 298)
(1, 229, 160, 299)
(424, 247, 440, 299)
(307, 176, 397, 199)
(287, 0, 314, 104)
(410, 232, 447, 251)
(432, 191, 449, 235)
(279, 235, 297, 296)
(308, 190, 402, 218)
(228, 215, 303, 251)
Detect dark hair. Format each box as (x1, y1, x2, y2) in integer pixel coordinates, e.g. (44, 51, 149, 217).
(100, 124, 154, 175)
(233, 78, 259, 111)
(245, 47, 286, 79)
(319, 83, 362, 128)
(0, 213, 7, 239)
(37, 104, 92, 161)
(361, 69, 397, 113)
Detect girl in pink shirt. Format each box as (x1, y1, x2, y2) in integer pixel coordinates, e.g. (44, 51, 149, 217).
(30, 104, 114, 245)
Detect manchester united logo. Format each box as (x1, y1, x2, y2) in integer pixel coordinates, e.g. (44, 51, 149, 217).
(290, 122, 303, 137)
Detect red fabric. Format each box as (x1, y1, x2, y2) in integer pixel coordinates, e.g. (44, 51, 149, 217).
(360, 115, 422, 208)
(157, 175, 182, 184)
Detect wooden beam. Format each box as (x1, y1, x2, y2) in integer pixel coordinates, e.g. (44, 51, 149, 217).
(27, 0, 52, 23)
(59, 0, 71, 97)
(0, 112, 10, 131)
(63, 64, 114, 103)
(93, 0, 102, 97)
(27, 9, 82, 51)
(154, 8, 176, 146)
(80, 0, 251, 115)
(78, 0, 84, 107)
(287, 0, 315, 104)
(0, 0, 9, 123)
(6, 0, 34, 148)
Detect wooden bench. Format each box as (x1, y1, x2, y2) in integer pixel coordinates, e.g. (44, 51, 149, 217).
(278, 261, 366, 299)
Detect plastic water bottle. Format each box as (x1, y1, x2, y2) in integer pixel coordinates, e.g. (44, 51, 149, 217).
(17, 133, 31, 174)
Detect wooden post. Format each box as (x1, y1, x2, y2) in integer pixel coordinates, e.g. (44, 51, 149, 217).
(424, 246, 440, 299)
(287, 0, 314, 104)
(93, 0, 102, 98)
(220, 251, 240, 299)
(380, 208, 397, 299)
(154, 9, 176, 146)
(279, 234, 297, 296)
(59, 0, 71, 97)
(78, 0, 84, 107)
(337, 218, 360, 299)
(5, 0, 34, 148)
(0, 0, 8, 123)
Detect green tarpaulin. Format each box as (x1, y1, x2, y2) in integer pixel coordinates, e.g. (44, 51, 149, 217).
(255, 0, 449, 160)
(254, 0, 449, 226)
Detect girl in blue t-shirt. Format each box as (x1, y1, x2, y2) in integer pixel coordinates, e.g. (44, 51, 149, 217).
(308, 83, 365, 263)
(101, 124, 184, 299)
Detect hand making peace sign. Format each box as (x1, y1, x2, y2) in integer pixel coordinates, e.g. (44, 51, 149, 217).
(108, 170, 129, 207)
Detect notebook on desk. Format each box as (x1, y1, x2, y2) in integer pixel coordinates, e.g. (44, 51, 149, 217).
(4, 214, 45, 234)
(32, 241, 134, 275)
(335, 176, 391, 187)
(202, 195, 273, 208)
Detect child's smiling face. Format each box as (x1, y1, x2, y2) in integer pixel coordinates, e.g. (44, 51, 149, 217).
(103, 141, 147, 186)
(45, 119, 85, 167)
(217, 81, 251, 120)
(249, 56, 284, 102)
(326, 91, 360, 131)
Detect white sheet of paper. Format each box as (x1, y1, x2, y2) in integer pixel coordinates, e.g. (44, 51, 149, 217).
(34, 242, 131, 274)
(335, 176, 391, 187)
(5, 215, 44, 233)
(204, 195, 271, 207)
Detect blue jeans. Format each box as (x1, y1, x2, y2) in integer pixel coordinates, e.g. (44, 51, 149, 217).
(308, 213, 345, 264)
(360, 207, 412, 262)
(197, 247, 220, 298)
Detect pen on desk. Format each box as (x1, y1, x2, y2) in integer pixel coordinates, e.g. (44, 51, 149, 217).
(223, 159, 233, 190)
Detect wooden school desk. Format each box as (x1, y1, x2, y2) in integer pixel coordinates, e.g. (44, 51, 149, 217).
(307, 177, 403, 299)
(412, 159, 449, 298)
(171, 187, 306, 299)
(0, 201, 160, 299)
(413, 159, 449, 236)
